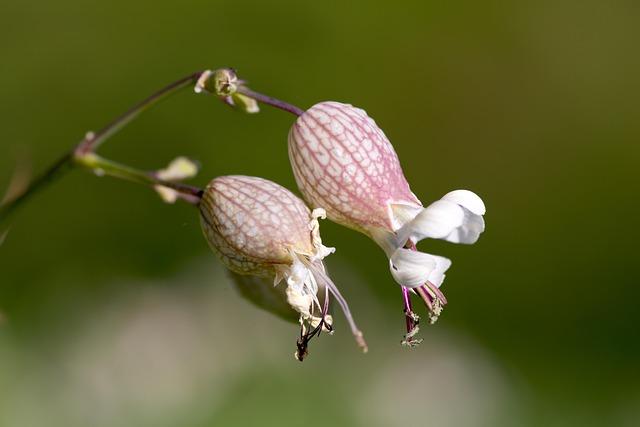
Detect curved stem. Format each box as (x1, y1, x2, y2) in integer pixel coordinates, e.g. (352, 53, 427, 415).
(0, 71, 205, 226)
(76, 71, 203, 154)
(236, 86, 304, 117)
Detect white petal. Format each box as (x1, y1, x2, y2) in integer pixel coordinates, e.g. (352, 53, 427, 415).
(398, 200, 465, 243)
(426, 254, 452, 288)
(389, 248, 451, 288)
(398, 192, 486, 245)
(445, 210, 485, 244)
(442, 190, 485, 215)
(389, 202, 423, 231)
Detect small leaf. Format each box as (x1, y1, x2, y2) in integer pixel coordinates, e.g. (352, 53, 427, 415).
(154, 157, 199, 204)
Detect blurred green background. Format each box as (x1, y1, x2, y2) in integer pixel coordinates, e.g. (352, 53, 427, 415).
(1, 0, 639, 426)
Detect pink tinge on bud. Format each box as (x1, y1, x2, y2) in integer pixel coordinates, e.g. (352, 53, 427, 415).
(288, 101, 421, 235)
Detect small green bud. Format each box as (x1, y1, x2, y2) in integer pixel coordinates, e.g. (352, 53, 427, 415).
(194, 68, 238, 96)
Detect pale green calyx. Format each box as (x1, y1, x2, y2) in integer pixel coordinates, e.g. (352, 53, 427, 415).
(194, 69, 238, 96)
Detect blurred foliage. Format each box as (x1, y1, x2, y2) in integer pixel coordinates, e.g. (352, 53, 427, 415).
(1, 0, 639, 426)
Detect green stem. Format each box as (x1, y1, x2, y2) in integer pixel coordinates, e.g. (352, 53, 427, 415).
(0, 71, 205, 226)
(76, 71, 203, 154)
(75, 153, 202, 204)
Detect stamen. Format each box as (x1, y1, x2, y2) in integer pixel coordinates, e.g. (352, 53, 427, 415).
(307, 261, 368, 353)
(428, 281, 448, 305)
(402, 241, 448, 325)
(416, 283, 446, 324)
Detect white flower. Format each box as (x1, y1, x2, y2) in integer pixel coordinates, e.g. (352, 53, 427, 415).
(288, 101, 486, 344)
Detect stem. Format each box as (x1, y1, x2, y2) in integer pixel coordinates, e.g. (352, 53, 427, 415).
(0, 71, 205, 226)
(75, 153, 202, 204)
(77, 71, 204, 154)
(0, 153, 74, 225)
(236, 86, 304, 117)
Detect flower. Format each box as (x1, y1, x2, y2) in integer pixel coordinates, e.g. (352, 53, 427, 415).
(288, 101, 486, 345)
(199, 175, 367, 360)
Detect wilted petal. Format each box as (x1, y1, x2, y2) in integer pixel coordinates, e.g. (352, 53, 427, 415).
(199, 175, 366, 357)
(389, 248, 451, 288)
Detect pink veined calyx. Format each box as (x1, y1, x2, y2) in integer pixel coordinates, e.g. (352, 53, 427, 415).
(288, 101, 486, 346)
(199, 175, 367, 360)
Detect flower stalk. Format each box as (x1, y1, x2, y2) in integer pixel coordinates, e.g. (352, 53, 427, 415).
(194, 68, 304, 117)
(74, 152, 203, 204)
(0, 71, 209, 227)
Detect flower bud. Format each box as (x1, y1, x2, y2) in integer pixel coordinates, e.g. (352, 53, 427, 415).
(288, 102, 420, 235)
(199, 175, 367, 360)
(194, 69, 238, 96)
(227, 271, 299, 323)
(288, 102, 486, 343)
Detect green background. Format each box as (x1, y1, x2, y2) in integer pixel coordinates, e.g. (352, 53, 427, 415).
(1, 0, 639, 426)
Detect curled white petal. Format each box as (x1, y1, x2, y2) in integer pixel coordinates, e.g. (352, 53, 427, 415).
(398, 200, 464, 242)
(389, 248, 451, 288)
(398, 191, 486, 245)
(442, 190, 486, 216)
(425, 254, 452, 288)
(445, 210, 485, 244)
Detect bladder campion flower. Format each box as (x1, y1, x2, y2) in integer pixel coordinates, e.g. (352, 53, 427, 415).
(199, 175, 367, 360)
(288, 101, 486, 345)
